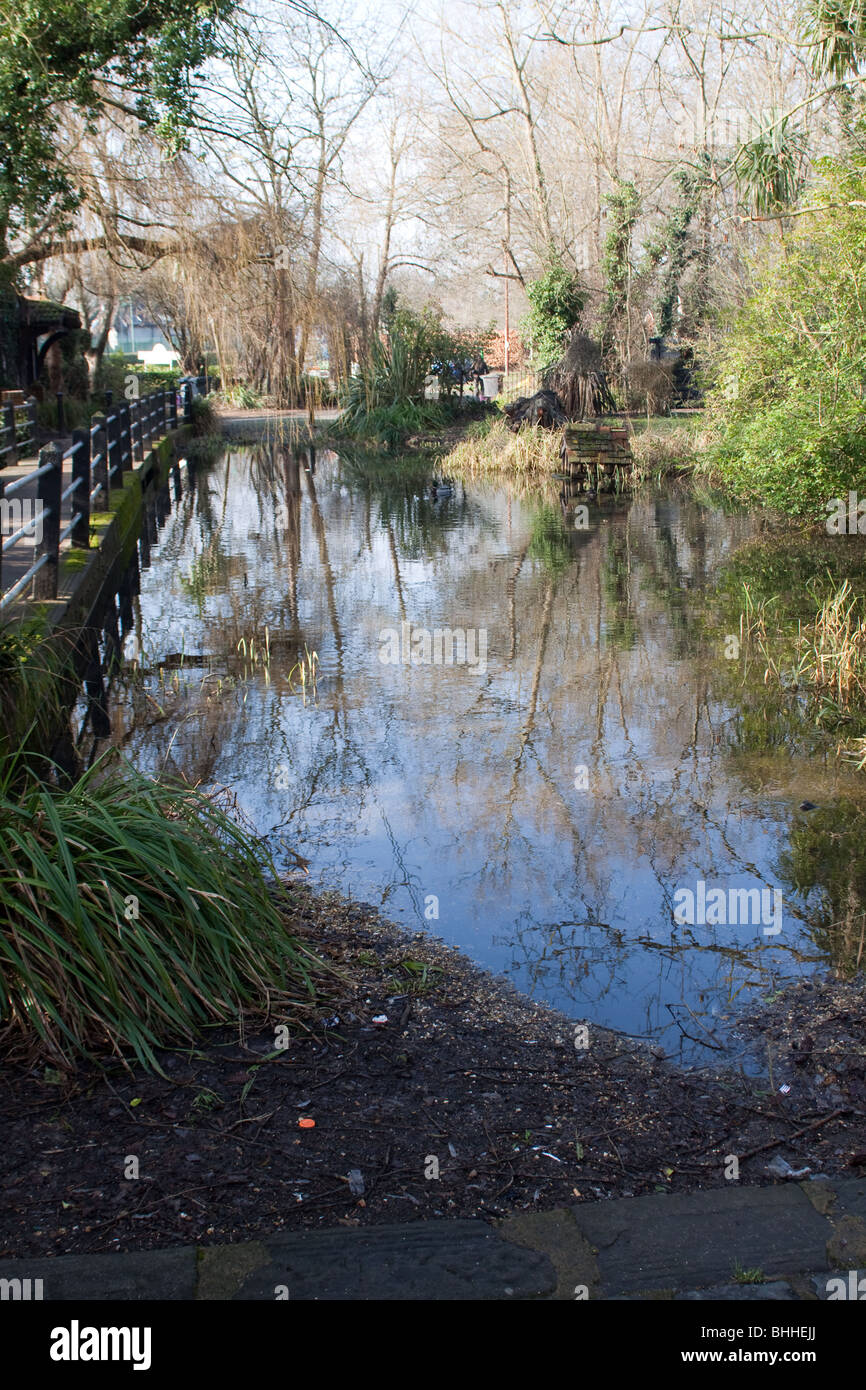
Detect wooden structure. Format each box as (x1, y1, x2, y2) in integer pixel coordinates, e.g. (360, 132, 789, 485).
(559, 420, 633, 494)
(0, 287, 82, 392)
(0, 380, 199, 611)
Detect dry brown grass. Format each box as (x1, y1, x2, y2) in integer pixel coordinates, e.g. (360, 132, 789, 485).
(443, 416, 562, 478)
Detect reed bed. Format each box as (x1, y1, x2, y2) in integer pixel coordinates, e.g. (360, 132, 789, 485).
(737, 579, 866, 764)
(801, 582, 866, 707)
(629, 420, 701, 480)
(443, 416, 561, 477)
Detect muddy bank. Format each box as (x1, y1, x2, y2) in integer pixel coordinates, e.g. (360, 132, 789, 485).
(1, 886, 863, 1259)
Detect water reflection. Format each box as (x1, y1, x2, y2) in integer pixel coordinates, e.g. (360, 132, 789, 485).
(95, 444, 866, 1061)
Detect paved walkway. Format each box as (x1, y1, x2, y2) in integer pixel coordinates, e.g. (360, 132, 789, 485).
(2, 1178, 863, 1300)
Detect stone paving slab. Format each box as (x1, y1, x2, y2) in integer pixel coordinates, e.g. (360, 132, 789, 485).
(570, 1184, 830, 1294)
(0, 1247, 197, 1301)
(214, 1221, 557, 1301)
(0, 1181, 863, 1301)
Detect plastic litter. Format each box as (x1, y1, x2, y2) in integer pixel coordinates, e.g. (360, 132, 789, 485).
(766, 1154, 811, 1179)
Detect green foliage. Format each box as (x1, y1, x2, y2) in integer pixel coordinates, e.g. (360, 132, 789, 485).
(705, 157, 866, 516)
(0, 0, 234, 249)
(380, 284, 399, 330)
(190, 393, 218, 435)
(522, 258, 586, 370)
(803, 0, 866, 77)
(0, 620, 68, 779)
(342, 396, 447, 452)
(732, 116, 805, 215)
(642, 157, 711, 336)
(601, 179, 640, 351)
(222, 383, 263, 409)
(338, 304, 469, 448)
(0, 759, 323, 1070)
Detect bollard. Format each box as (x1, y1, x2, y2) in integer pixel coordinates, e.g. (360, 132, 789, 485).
(33, 444, 62, 599)
(70, 428, 91, 548)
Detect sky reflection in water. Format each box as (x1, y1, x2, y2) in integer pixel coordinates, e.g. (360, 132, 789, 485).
(110, 444, 852, 1063)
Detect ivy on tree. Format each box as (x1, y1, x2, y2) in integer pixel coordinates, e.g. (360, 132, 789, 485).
(600, 179, 640, 356)
(522, 257, 586, 371)
(641, 156, 711, 338)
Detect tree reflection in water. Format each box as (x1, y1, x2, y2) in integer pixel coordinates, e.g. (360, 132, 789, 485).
(92, 445, 866, 1062)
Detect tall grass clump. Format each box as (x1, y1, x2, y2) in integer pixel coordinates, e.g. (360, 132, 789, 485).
(801, 581, 866, 708)
(734, 578, 866, 757)
(0, 620, 72, 784)
(190, 393, 219, 436)
(0, 759, 326, 1070)
(444, 414, 561, 477)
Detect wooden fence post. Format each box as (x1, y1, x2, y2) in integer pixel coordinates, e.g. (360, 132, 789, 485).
(70, 429, 91, 548)
(120, 401, 131, 473)
(130, 398, 142, 463)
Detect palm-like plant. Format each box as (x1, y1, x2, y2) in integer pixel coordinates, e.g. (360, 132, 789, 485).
(804, 0, 866, 79)
(732, 115, 805, 215)
(339, 321, 444, 449)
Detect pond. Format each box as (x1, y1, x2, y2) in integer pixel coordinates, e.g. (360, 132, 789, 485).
(97, 440, 866, 1064)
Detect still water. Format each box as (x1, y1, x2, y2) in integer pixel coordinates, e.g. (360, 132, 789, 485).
(104, 443, 861, 1063)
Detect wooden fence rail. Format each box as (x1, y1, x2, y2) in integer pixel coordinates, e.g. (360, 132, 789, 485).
(0, 379, 194, 612)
